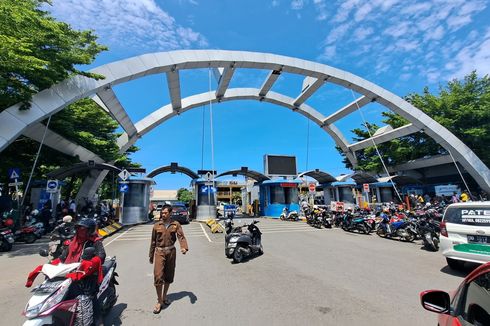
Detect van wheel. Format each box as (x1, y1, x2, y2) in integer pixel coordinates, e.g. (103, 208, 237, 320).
(446, 258, 464, 270)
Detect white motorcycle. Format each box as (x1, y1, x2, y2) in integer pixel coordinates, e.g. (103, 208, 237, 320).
(23, 250, 118, 326)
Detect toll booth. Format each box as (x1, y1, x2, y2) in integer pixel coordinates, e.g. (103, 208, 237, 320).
(369, 182, 395, 203)
(259, 180, 300, 218)
(120, 178, 154, 225)
(194, 179, 217, 221)
(322, 181, 356, 207)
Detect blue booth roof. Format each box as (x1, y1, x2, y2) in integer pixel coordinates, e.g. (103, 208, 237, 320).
(261, 179, 302, 185)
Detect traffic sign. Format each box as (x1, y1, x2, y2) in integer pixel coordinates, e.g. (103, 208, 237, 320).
(308, 182, 316, 193)
(46, 180, 59, 193)
(363, 183, 370, 193)
(119, 184, 129, 193)
(118, 169, 130, 181)
(8, 168, 20, 180)
(205, 171, 213, 181)
(8, 181, 23, 187)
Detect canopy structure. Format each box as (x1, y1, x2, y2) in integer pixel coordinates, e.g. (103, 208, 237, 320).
(336, 172, 378, 184)
(377, 175, 422, 186)
(298, 169, 337, 184)
(47, 163, 121, 180)
(147, 163, 199, 180)
(217, 168, 270, 183)
(0, 50, 488, 199)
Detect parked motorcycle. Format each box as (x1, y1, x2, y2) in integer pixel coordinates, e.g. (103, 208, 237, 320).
(418, 216, 440, 251)
(23, 248, 118, 326)
(0, 227, 15, 251)
(342, 213, 371, 234)
(376, 215, 417, 242)
(279, 207, 299, 221)
(224, 219, 263, 263)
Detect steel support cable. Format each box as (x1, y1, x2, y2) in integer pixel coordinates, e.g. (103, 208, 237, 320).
(447, 149, 473, 197)
(22, 115, 52, 206)
(201, 103, 206, 171)
(350, 90, 403, 203)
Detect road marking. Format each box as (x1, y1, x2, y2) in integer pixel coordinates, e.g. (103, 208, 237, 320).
(105, 227, 134, 246)
(200, 223, 213, 243)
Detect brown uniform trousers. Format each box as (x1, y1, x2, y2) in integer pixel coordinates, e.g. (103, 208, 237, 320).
(149, 220, 188, 286)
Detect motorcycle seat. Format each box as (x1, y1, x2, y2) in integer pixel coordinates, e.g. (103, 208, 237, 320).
(102, 259, 115, 276)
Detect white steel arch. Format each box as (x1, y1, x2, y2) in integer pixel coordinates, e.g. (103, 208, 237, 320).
(0, 50, 488, 194)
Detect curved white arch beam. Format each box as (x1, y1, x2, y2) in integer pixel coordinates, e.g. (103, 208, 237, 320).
(0, 50, 487, 192)
(124, 88, 356, 164)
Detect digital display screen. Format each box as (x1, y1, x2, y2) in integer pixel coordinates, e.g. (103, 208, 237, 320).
(265, 155, 296, 176)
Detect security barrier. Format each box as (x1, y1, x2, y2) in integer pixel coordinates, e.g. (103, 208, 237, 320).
(205, 219, 223, 233)
(98, 221, 124, 238)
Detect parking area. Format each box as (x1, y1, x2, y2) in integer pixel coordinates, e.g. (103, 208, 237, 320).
(3, 218, 477, 325)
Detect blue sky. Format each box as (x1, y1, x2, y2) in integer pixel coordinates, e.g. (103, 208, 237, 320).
(46, 0, 490, 189)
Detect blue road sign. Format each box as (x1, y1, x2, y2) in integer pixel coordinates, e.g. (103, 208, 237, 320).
(8, 168, 21, 180)
(119, 184, 129, 193)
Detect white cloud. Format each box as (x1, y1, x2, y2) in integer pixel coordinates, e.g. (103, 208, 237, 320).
(320, 45, 337, 60)
(353, 27, 374, 41)
(291, 0, 305, 10)
(317, 0, 487, 84)
(46, 0, 208, 52)
(313, 0, 328, 21)
(325, 23, 351, 44)
(354, 3, 373, 22)
(449, 28, 490, 78)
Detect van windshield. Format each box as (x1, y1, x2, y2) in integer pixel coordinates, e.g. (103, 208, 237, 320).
(444, 206, 490, 226)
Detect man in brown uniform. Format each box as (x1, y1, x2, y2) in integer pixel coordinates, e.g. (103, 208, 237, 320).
(149, 204, 188, 313)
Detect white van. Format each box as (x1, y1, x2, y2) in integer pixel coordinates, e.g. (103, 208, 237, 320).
(440, 201, 490, 269)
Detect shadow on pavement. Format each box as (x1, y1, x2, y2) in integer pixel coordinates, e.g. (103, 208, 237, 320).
(103, 303, 127, 326)
(439, 262, 480, 278)
(0, 241, 48, 258)
(166, 291, 198, 305)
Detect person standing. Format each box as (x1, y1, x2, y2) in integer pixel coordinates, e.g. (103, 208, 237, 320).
(149, 204, 188, 314)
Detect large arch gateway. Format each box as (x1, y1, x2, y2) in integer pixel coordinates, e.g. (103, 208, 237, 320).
(0, 50, 489, 198)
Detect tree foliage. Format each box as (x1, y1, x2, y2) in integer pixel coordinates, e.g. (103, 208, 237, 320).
(177, 188, 193, 204)
(0, 0, 107, 111)
(340, 72, 490, 172)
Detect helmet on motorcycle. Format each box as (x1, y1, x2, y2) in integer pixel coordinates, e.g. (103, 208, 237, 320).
(31, 209, 39, 216)
(62, 215, 73, 223)
(76, 218, 96, 235)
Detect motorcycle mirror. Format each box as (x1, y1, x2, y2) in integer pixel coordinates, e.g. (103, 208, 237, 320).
(39, 249, 49, 257)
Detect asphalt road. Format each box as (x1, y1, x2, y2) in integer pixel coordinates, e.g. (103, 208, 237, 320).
(1, 218, 478, 325)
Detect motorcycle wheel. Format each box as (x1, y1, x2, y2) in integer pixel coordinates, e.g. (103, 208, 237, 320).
(402, 231, 415, 242)
(0, 239, 12, 252)
(432, 237, 439, 251)
(233, 245, 244, 263)
(24, 233, 37, 244)
(376, 228, 386, 238)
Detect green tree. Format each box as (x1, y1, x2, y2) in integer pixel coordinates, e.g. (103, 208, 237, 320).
(0, 0, 107, 111)
(339, 72, 490, 172)
(177, 188, 193, 204)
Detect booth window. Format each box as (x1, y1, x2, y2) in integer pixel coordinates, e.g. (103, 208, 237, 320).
(284, 187, 298, 204)
(198, 185, 216, 205)
(124, 183, 145, 207)
(339, 187, 354, 203)
(270, 186, 285, 204)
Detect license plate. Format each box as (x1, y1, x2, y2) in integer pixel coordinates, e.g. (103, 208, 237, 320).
(467, 235, 490, 244)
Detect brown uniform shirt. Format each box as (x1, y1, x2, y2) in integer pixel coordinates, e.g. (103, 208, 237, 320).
(149, 220, 188, 259)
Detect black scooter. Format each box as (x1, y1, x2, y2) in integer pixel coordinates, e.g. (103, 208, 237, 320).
(224, 219, 263, 263)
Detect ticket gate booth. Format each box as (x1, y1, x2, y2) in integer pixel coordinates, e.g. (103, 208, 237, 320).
(194, 179, 217, 221)
(259, 180, 301, 217)
(120, 178, 155, 225)
(322, 181, 356, 208)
